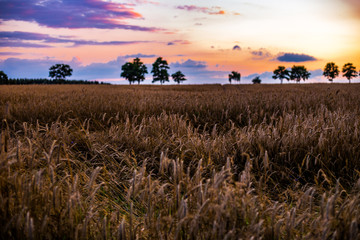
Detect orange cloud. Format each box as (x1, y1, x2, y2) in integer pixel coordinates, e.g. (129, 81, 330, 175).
(210, 10, 226, 15)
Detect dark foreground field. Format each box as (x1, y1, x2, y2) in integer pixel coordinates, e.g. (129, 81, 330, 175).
(0, 84, 359, 239)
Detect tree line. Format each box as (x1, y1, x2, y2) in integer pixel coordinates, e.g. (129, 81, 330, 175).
(0, 60, 358, 85)
(322, 62, 358, 83)
(0, 64, 107, 85)
(0, 77, 104, 85)
(229, 62, 358, 84)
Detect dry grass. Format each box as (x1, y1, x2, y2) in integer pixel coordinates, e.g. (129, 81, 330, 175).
(0, 84, 359, 239)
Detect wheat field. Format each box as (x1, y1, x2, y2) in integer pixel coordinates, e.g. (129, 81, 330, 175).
(0, 84, 359, 239)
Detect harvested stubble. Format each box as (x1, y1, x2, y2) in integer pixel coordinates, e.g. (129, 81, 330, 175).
(0, 84, 359, 239)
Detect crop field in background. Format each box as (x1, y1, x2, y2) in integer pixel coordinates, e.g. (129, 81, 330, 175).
(0, 84, 360, 239)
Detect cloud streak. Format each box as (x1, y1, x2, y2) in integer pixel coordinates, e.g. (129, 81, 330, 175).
(0, 40, 51, 48)
(176, 5, 238, 15)
(0, 31, 148, 48)
(0, 0, 161, 31)
(0, 52, 23, 56)
(171, 59, 207, 69)
(124, 54, 156, 58)
(167, 40, 191, 46)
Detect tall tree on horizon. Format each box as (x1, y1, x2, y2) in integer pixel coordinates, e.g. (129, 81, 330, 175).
(152, 57, 170, 85)
(120, 58, 148, 85)
(272, 66, 290, 84)
(228, 71, 241, 84)
(342, 63, 358, 84)
(323, 62, 339, 83)
(49, 64, 73, 82)
(290, 65, 311, 83)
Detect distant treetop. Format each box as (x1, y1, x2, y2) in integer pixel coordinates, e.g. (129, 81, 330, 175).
(172, 71, 186, 84)
(151, 57, 170, 85)
(0, 70, 9, 84)
(290, 65, 311, 83)
(252, 76, 261, 84)
(49, 64, 73, 81)
(342, 63, 358, 84)
(228, 71, 241, 84)
(323, 62, 339, 82)
(272, 66, 290, 84)
(121, 58, 148, 85)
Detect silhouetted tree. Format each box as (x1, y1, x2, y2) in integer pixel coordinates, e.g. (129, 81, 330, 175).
(290, 65, 311, 83)
(121, 58, 148, 85)
(172, 71, 186, 84)
(228, 71, 241, 84)
(120, 62, 134, 84)
(323, 62, 339, 82)
(49, 64, 73, 82)
(0, 71, 9, 84)
(252, 76, 261, 84)
(272, 66, 290, 84)
(152, 57, 170, 84)
(342, 63, 358, 84)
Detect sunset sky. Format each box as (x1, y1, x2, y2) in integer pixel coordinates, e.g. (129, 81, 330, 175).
(1, 0, 360, 84)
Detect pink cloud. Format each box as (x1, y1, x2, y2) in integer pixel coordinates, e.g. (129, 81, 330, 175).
(0, 0, 162, 31)
(167, 40, 191, 46)
(176, 5, 238, 15)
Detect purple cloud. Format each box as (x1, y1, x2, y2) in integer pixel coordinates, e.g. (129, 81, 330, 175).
(0, 0, 161, 31)
(0, 31, 148, 47)
(310, 69, 323, 77)
(233, 45, 241, 50)
(167, 40, 191, 46)
(277, 53, 317, 62)
(124, 54, 156, 58)
(171, 59, 207, 69)
(1, 31, 53, 41)
(0, 40, 51, 48)
(0, 52, 23, 56)
(251, 49, 272, 59)
(0, 56, 128, 80)
(243, 71, 273, 82)
(0, 57, 59, 78)
(74, 57, 127, 79)
(169, 59, 229, 84)
(176, 5, 233, 15)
